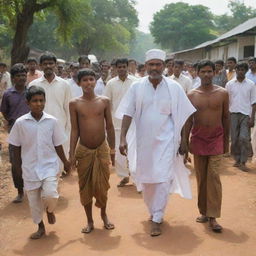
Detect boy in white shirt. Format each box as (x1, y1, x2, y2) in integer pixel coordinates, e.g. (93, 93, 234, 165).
(8, 86, 70, 239)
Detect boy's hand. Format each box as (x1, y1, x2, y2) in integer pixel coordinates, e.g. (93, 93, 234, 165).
(110, 153, 115, 166)
(64, 160, 71, 174)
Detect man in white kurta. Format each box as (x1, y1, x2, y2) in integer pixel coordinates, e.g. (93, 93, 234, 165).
(28, 54, 72, 171)
(119, 49, 195, 236)
(104, 58, 137, 186)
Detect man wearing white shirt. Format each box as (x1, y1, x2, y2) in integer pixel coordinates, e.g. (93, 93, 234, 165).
(246, 57, 256, 84)
(29, 53, 72, 171)
(170, 60, 192, 93)
(119, 49, 195, 236)
(68, 63, 83, 98)
(226, 62, 256, 171)
(104, 58, 137, 187)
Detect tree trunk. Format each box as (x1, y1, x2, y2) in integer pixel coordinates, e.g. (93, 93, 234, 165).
(11, 0, 52, 65)
(76, 39, 91, 56)
(11, 10, 34, 65)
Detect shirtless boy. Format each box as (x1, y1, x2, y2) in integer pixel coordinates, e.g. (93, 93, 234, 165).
(69, 68, 115, 233)
(184, 60, 230, 232)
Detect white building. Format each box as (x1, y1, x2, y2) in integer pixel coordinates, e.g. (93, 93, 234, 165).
(172, 17, 256, 62)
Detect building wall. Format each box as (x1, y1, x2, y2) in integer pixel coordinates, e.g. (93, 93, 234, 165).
(237, 36, 255, 60)
(174, 49, 205, 62)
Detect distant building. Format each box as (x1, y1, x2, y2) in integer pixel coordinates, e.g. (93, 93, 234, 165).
(171, 17, 256, 62)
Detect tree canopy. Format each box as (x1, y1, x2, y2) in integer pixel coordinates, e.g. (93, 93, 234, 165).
(150, 2, 216, 51)
(0, 0, 138, 64)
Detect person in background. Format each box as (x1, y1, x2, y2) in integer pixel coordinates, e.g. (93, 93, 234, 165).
(137, 64, 146, 77)
(26, 57, 42, 85)
(226, 62, 256, 172)
(170, 59, 193, 93)
(213, 60, 227, 88)
(78, 55, 91, 69)
(226, 57, 237, 81)
(1, 63, 30, 203)
(246, 57, 256, 84)
(165, 58, 174, 77)
(68, 63, 83, 98)
(128, 59, 137, 76)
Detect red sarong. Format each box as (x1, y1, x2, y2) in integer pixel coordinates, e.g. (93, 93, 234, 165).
(190, 126, 224, 156)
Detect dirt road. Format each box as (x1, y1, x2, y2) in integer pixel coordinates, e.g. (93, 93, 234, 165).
(0, 135, 256, 256)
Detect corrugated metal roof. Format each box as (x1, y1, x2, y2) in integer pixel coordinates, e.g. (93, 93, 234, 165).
(172, 17, 256, 54)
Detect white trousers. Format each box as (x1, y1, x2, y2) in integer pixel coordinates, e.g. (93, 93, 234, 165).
(26, 177, 59, 224)
(142, 181, 172, 223)
(115, 129, 129, 178)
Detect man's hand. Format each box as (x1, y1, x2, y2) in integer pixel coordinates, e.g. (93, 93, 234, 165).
(119, 139, 128, 156)
(178, 141, 188, 155)
(248, 117, 255, 128)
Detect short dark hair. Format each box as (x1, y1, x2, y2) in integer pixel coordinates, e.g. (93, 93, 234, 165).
(78, 55, 91, 64)
(10, 63, 27, 78)
(227, 57, 237, 63)
(248, 56, 256, 63)
(39, 52, 57, 64)
(174, 59, 184, 66)
(215, 60, 224, 66)
(137, 64, 145, 72)
(115, 58, 128, 67)
(111, 59, 117, 66)
(26, 86, 46, 102)
(165, 58, 174, 65)
(77, 68, 96, 82)
(0, 62, 7, 67)
(197, 60, 215, 72)
(27, 57, 38, 64)
(236, 62, 249, 71)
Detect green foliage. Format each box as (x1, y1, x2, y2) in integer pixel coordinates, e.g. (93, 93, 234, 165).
(214, 0, 256, 33)
(150, 2, 216, 51)
(129, 30, 160, 62)
(72, 0, 138, 58)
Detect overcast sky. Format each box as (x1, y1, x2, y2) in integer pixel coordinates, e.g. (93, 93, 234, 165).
(135, 0, 256, 33)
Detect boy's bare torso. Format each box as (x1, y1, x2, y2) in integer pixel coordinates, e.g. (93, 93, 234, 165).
(74, 96, 108, 149)
(188, 85, 228, 127)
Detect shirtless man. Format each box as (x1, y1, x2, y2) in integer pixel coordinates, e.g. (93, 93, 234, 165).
(69, 68, 115, 233)
(184, 60, 230, 233)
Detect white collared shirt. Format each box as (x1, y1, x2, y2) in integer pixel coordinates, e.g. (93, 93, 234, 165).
(8, 112, 67, 186)
(67, 78, 83, 98)
(104, 74, 137, 129)
(170, 73, 192, 93)
(226, 78, 256, 116)
(28, 75, 72, 133)
(94, 77, 105, 96)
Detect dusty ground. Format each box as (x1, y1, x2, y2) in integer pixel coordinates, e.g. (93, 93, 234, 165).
(0, 127, 256, 256)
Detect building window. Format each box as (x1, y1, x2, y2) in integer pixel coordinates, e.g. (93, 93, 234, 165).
(244, 45, 255, 58)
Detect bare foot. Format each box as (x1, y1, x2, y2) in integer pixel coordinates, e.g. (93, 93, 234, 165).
(46, 210, 56, 224)
(233, 161, 240, 167)
(12, 194, 23, 204)
(81, 223, 94, 234)
(150, 221, 161, 237)
(102, 215, 115, 230)
(209, 217, 223, 233)
(30, 227, 45, 240)
(196, 215, 208, 223)
(117, 177, 129, 187)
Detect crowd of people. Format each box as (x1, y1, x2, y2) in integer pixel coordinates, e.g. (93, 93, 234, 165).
(0, 49, 256, 239)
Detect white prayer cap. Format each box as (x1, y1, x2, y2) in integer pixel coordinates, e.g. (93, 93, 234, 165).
(145, 49, 166, 62)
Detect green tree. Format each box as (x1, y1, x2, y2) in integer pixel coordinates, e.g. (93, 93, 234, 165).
(150, 2, 216, 51)
(0, 0, 89, 64)
(72, 0, 138, 58)
(129, 30, 160, 62)
(214, 0, 256, 33)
